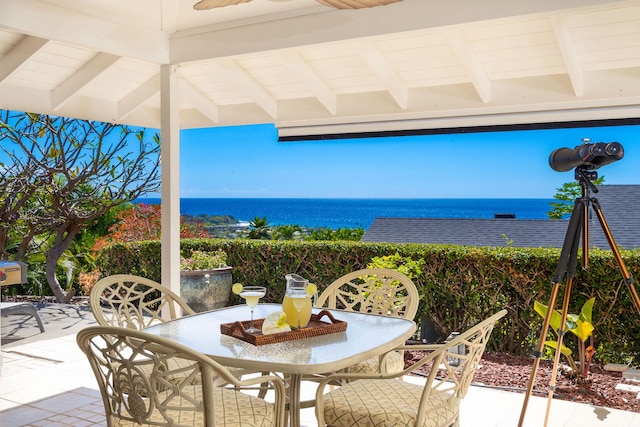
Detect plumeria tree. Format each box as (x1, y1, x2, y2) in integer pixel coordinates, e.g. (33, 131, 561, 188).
(0, 111, 161, 302)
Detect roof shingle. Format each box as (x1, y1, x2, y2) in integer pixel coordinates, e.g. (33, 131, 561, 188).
(361, 185, 640, 249)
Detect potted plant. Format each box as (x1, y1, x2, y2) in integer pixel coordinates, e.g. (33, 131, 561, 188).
(180, 249, 233, 312)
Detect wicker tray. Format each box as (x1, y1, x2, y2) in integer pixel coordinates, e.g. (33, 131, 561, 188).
(220, 309, 347, 346)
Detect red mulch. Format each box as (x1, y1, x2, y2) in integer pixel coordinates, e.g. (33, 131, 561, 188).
(406, 351, 640, 414)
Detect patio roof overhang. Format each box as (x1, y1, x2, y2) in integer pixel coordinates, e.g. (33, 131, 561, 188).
(2, 0, 640, 136)
(1, 0, 639, 295)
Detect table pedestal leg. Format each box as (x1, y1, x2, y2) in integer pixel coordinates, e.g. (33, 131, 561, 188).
(288, 373, 301, 427)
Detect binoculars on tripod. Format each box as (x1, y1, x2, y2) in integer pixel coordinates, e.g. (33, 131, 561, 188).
(549, 141, 623, 172)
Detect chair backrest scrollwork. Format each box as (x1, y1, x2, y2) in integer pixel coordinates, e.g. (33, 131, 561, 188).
(89, 274, 196, 329)
(316, 268, 419, 321)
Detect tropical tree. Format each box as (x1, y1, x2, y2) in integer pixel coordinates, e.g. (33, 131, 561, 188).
(547, 176, 605, 219)
(247, 216, 270, 239)
(272, 224, 302, 240)
(0, 111, 161, 302)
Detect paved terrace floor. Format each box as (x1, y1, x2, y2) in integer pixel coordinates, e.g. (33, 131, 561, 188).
(1, 303, 638, 427)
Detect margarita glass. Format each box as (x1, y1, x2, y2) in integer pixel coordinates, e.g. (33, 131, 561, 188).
(239, 286, 266, 333)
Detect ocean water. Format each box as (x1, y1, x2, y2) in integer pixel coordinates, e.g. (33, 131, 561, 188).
(136, 198, 554, 229)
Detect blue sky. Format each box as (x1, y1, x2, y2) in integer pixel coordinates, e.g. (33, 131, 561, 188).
(179, 123, 639, 199)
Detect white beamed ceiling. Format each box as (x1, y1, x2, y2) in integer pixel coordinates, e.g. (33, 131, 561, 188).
(1, 0, 639, 137)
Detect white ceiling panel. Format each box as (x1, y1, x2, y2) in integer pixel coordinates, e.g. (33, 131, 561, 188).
(0, 0, 638, 138)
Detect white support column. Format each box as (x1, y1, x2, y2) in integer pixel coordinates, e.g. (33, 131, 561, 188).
(160, 64, 181, 309)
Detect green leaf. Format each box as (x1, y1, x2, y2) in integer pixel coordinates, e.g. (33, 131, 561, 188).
(579, 297, 595, 324)
(565, 313, 578, 331)
(572, 321, 595, 343)
(567, 297, 595, 342)
(535, 298, 596, 344)
(534, 300, 563, 332)
(544, 340, 573, 357)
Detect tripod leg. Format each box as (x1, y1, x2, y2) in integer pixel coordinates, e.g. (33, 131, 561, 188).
(543, 190, 588, 423)
(544, 218, 582, 426)
(518, 284, 561, 426)
(542, 198, 585, 425)
(518, 199, 584, 427)
(590, 198, 640, 314)
(544, 275, 576, 425)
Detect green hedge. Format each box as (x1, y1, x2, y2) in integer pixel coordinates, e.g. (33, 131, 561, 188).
(96, 238, 640, 365)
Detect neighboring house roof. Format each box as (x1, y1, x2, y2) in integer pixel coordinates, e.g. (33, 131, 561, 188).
(591, 184, 640, 250)
(361, 185, 640, 249)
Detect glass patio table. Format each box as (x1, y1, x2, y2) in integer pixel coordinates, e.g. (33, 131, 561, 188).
(143, 303, 416, 427)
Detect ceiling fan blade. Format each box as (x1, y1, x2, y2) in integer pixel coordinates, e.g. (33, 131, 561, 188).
(315, 0, 402, 9)
(193, 0, 252, 11)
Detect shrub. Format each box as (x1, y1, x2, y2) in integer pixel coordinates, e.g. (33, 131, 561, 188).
(180, 250, 229, 270)
(96, 239, 640, 364)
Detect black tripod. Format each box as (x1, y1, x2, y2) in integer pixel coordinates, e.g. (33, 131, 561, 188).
(518, 168, 640, 426)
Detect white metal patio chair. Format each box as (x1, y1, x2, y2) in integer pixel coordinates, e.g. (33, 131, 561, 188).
(316, 268, 419, 373)
(89, 274, 263, 391)
(89, 274, 195, 329)
(315, 309, 507, 427)
(77, 325, 286, 427)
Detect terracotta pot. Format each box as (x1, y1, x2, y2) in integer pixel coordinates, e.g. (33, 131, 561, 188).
(179, 267, 232, 312)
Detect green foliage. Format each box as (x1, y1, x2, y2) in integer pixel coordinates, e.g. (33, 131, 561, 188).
(534, 298, 596, 377)
(272, 224, 302, 240)
(366, 252, 424, 279)
(247, 216, 270, 239)
(96, 240, 640, 365)
(305, 227, 365, 241)
(180, 214, 365, 241)
(180, 249, 228, 270)
(0, 111, 161, 301)
(547, 176, 605, 219)
(501, 234, 514, 247)
(365, 253, 426, 317)
(15, 254, 48, 297)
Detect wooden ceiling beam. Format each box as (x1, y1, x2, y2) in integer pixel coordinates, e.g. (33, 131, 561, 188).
(0, 35, 48, 85)
(52, 52, 120, 111)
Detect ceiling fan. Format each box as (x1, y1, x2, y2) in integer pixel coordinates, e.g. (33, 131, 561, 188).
(193, 0, 402, 11)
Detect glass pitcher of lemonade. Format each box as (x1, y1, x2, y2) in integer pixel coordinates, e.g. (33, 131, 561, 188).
(282, 273, 313, 328)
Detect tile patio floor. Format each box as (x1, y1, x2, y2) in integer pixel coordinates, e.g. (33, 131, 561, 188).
(1, 304, 638, 426)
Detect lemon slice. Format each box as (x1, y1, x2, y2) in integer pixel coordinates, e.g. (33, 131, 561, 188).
(232, 283, 243, 295)
(306, 283, 317, 295)
(262, 311, 291, 335)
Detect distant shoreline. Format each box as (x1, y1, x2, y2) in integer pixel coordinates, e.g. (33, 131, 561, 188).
(135, 197, 554, 230)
